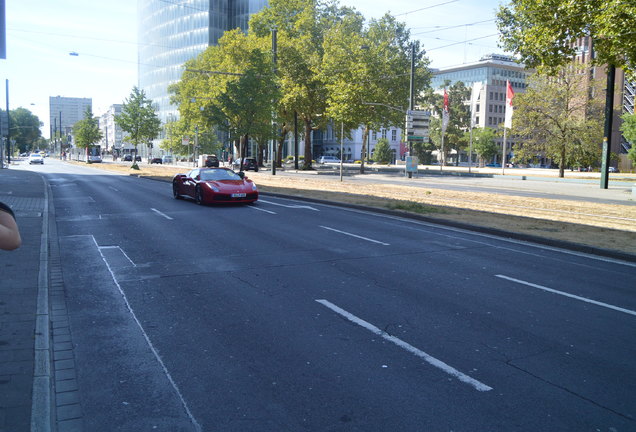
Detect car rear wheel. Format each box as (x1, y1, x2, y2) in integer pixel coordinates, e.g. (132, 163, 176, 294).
(173, 182, 181, 199)
(195, 186, 204, 205)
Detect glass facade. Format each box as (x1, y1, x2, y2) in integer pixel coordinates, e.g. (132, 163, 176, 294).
(138, 0, 267, 124)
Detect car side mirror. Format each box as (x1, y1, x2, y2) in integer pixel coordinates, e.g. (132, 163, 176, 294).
(237, 172, 245, 179)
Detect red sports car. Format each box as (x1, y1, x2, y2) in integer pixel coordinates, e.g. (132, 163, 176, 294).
(172, 168, 258, 205)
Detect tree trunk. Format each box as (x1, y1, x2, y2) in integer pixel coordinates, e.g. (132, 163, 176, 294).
(277, 124, 287, 168)
(303, 118, 313, 169)
(360, 125, 369, 174)
(257, 142, 265, 167)
(559, 145, 566, 178)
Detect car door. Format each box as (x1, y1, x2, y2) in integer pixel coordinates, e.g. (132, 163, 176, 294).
(182, 169, 199, 198)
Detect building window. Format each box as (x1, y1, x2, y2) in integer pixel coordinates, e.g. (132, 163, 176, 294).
(372, 131, 377, 141)
(382, 129, 387, 139)
(391, 130, 397, 141)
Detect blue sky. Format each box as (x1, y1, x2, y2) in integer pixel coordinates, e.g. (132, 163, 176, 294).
(2, 0, 506, 137)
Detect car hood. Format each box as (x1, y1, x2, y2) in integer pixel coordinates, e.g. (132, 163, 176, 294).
(206, 180, 254, 190)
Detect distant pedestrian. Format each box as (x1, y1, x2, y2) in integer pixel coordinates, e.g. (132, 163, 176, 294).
(0, 202, 21, 250)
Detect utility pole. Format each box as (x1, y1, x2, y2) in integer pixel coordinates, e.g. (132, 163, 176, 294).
(600, 64, 615, 189)
(294, 111, 298, 170)
(407, 43, 415, 178)
(271, 28, 277, 176)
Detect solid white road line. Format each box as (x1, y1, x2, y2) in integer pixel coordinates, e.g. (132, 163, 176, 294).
(496, 274, 636, 317)
(92, 236, 202, 431)
(319, 225, 390, 246)
(316, 299, 492, 392)
(151, 208, 173, 220)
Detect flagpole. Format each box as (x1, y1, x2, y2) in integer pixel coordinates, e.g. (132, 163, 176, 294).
(468, 126, 473, 174)
(503, 80, 514, 176)
(441, 88, 449, 173)
(468, 81, 482, 175)
(440, 132, 444, 172)
(502, 127, 507, 175)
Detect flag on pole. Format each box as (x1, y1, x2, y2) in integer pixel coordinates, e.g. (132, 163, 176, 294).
(470, 81, 482, 127)
(441, 88, 449, 132)
(504, 80, 514, 129)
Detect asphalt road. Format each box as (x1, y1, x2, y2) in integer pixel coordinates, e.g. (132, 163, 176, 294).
(17, 159, 636, 431)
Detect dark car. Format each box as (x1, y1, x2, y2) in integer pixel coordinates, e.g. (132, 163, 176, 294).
(233, 157, 259, 172)
(204, 155, 219, 167)
(172, 168, 258, 205)
(123, 154, 133, 161)
(150, 157, 162, 164)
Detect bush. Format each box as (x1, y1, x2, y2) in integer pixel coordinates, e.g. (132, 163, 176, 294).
(373, 138, 393, 164)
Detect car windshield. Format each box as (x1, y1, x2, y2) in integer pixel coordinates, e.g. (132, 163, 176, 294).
(200, 169, 242, 181)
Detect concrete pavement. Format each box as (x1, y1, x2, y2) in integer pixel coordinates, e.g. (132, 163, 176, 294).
(0, 167, 50, 432)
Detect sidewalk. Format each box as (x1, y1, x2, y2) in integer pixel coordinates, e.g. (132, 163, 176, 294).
(0, 168, 50, 432)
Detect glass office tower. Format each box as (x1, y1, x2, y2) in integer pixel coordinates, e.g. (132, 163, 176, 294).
(138, 0, 267, 124)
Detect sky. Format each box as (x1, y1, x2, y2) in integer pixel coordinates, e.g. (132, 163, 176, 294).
(2, 0, 507, 138)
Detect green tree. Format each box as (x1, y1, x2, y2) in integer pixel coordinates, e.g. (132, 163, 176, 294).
(161, 119, 188, 157)
(250, 0, 357, 169)
(511, 68, 604, 177)
(171, 29, 277, 166)
(115, 87, 162, 167)
(470, 127, 499, 166)
(72, 107, 103, 160)
(497, 0, 636, 75)
(372, 138, 393, 164)
(620, 112, 636, 166)
(322, 12, 430, 173)
(411, 140, 437, 165)
(426, 81, 470, 165)
(6, 108, 42, 154)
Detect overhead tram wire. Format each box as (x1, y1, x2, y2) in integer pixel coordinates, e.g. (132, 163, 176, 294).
(427, 33, 499, 51)
(412, 19, 495, 35)
(394, 0, 461, 17)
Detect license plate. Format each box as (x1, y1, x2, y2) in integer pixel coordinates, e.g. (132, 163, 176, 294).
(231, 193, 246, 198)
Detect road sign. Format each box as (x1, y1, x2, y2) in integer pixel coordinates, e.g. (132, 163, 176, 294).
(408, 135, 425, 142)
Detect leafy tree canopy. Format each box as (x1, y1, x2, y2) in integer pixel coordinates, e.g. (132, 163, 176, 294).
(511, 66, 604, 176)
(372, 138, 393, 164)
(497, 0, 636, 75)
(321, 12, 431, 171)
(115, 87, 162, 151)
(72, 107, 102, 150)
(5, 108, 42, 154)
(620, 112, 636, 165)
(469, 127, 499, 165)
(426, 81, 470, 164)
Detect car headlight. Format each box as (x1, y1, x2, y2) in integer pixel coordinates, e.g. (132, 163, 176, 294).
(251, 182, 257, 191)
(206, 183, 220, 192)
